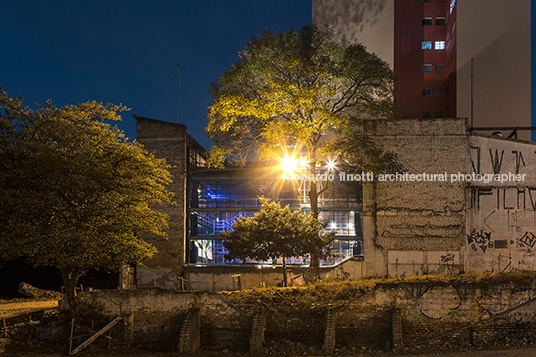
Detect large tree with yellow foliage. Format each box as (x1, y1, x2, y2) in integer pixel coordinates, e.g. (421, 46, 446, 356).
(206, 26, 399, 267)
(0, 90, 172, 313)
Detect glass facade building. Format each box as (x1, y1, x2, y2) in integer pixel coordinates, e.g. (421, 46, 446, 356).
(187, 166, 363, 266)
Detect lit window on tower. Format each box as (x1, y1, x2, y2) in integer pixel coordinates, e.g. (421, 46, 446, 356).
(422, 41, 432, 50)
(435, 41, 445, 50)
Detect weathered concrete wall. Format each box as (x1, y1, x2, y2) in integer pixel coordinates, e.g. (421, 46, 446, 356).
(465, 135, 536, 273)
(365, 118, 536, 277)
(81, 289, 253, 351)
(364, 118, 469, 277)
(81, 280, 536, 351)
(183, 257, 365, 291)
(135, 116, 188, 288)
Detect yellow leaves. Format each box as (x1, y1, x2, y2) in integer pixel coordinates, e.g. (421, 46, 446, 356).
(0, 90, 171, 273)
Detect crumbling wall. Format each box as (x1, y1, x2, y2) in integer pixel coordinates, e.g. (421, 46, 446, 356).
(135, 117, 188, 288)
(183, 257, 365, 291)
(465, 135, 536, 273)
(364, 118, 469, 277)
(81, 279, 536, 351)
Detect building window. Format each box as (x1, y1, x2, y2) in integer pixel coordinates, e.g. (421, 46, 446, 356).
(435, 65, 446, 73)
(423, 0, 432, 2)
(435, 112, 445, 118)
(435, 41, 445, 50)
(422, 41, 432, 49)
(422, 17, 432, 25)
(435, 88, 446, 96)
(450, 0, 456, 14)
(437, 0, 445, 2)
(421, 64, 432, 72)
(451, 46, 456, 60)
(436, 17, 445, 25)
(446, 36, 450, 46)
(422, 112, 432, 118)
(422, 88, 432, 96)
(451, 21, 456, 35)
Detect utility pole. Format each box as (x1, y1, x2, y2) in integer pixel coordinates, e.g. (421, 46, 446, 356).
(178, 56, 183, 125)
(471, 57, 475, 128)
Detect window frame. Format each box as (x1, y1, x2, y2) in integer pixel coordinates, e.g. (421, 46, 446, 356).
(421, 64, 433, 73)
(435, 65, 446, 73)
(421, 41, 432, 50)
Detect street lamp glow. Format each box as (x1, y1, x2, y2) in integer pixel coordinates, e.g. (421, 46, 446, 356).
(280, 155, 299, 173)
(299, 158, 308, 169)
(327, 159, 336, 171)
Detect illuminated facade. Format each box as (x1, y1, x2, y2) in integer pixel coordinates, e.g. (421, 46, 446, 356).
(134, 116, 364, 290)
(187, 167, 364, 266)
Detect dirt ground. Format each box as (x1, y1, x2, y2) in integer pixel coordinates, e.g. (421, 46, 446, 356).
(0, 299, 58, 319)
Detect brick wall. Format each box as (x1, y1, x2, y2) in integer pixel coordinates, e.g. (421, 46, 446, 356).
(135, 116, 188, 288)
(80, 280, 536, 352)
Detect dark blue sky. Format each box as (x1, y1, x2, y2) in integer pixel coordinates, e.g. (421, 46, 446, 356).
(0, 1, 311, 149)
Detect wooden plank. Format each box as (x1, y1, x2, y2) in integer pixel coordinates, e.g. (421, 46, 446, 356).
(70, 316, 122, 355)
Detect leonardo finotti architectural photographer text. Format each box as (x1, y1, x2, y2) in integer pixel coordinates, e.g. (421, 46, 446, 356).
(284, 172, 527, 184)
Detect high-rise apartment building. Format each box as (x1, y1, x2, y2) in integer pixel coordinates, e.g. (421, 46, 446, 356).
(313, 0, 532, 139)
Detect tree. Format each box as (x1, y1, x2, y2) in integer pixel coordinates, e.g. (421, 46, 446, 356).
(222, 197, 333, 286)
(0, 90, 172, 314)
(206, 26, 399, 267)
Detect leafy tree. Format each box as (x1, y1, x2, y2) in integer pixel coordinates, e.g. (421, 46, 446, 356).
(206, 25, 399, 267)
(0, 90, 172, 314)
(222, 197, 333, 286)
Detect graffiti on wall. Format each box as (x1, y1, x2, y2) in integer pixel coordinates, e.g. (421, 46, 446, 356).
(469, 147, 526, 176)
(519, 232, 536, 248)
(475, 290, 536, 323)
(467, 143, 536, 269)
(467, 229, 493, 253)
(411, 285, 466, 321)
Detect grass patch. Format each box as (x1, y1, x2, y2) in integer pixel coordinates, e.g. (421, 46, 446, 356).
(220, 271, 536, 313)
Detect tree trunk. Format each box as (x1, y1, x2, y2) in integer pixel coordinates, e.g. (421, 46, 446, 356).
(308, 181, 321, 269)
(61, 269, 81, 316)
(282, 258, 288, 287)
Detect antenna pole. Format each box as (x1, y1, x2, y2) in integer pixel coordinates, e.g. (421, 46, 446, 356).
(471, 57, 474, 128)
(178, 57, 183, 125)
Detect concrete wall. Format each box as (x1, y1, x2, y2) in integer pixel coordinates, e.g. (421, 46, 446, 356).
(135, 116, 188, 289)
(456, 0, 531, 139)
(183, 257, 365, 291)
(364, 118, 536, 277)
(465, 135, 536, 272)
(312, 0, 394, 68)
(363, 118, 469, 277)
(81, 280, 536, 351)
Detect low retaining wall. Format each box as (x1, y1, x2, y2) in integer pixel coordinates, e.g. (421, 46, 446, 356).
(182, 256, 365, 291)
(79, 279, 536, 352)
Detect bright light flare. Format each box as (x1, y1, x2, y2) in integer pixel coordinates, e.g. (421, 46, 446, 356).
(299, 158, 308, 169)
(327, 159, 337, 171)
(280, 155, 299, 173)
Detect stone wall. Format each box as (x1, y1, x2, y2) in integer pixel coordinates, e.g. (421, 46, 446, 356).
(81, 279, 536, 352)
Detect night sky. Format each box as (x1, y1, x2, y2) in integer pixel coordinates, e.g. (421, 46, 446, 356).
(0, 1, 311, 150)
